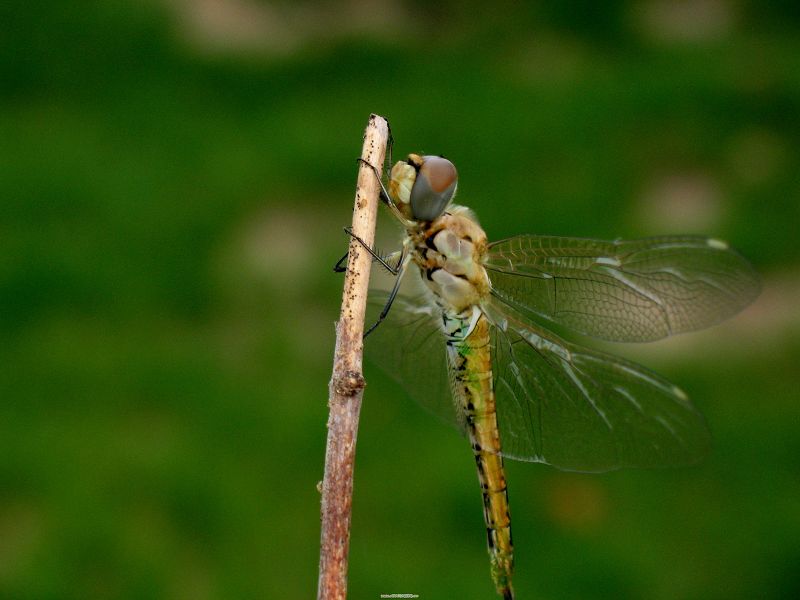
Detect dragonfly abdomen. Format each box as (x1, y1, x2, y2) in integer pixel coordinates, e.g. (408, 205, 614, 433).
(446, 311, 515, 600)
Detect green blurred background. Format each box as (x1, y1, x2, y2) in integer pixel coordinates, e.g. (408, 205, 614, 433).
(2, 1, 799, 598)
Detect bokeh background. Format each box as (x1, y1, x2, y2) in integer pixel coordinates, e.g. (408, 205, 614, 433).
(2, 1, 800, 598)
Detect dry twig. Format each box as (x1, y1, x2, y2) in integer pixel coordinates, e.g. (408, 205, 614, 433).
(318, 114, 390, 600)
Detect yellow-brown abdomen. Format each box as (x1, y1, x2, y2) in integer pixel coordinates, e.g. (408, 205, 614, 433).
(445, 313, 514, 599)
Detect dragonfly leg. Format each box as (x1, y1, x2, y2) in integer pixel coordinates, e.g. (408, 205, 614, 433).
(386, 123, 394, 167)
(364, 254, 406, 339)
(356, 157, 393, 207)
(335, 136, 396, 274)
(384, 122, 394, 173)
(336, 226, 402, 275)
(332, 249, 350, 273)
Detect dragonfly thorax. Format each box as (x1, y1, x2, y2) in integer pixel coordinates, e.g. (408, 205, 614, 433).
(409, 207, 491, 314)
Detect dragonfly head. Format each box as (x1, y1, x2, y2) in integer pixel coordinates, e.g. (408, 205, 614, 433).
(390, 154, 458, 222)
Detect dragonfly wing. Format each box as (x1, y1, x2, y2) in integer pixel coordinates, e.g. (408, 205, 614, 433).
(364, 292, 464, 432)
(482, 298, 711, 472)
(485, 235, 760, 342)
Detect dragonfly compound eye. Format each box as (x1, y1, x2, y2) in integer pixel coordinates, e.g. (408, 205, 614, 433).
(410, 156, 458, 221)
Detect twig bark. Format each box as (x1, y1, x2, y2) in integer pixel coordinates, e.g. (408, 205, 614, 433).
(318, 114, 390, 600)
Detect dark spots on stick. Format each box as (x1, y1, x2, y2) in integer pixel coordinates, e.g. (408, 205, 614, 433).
(332, 370, 365, 396)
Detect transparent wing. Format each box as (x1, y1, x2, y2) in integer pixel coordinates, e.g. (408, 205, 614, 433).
(483, 298, 711, 472)
(364, 292, 463, 432)
(485, 235, 760, 342)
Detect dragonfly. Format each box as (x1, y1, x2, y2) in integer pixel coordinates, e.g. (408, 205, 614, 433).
(345, 153, 760, 599)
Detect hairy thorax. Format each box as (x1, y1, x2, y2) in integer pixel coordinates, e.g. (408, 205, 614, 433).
(408, 205, 491, 314)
